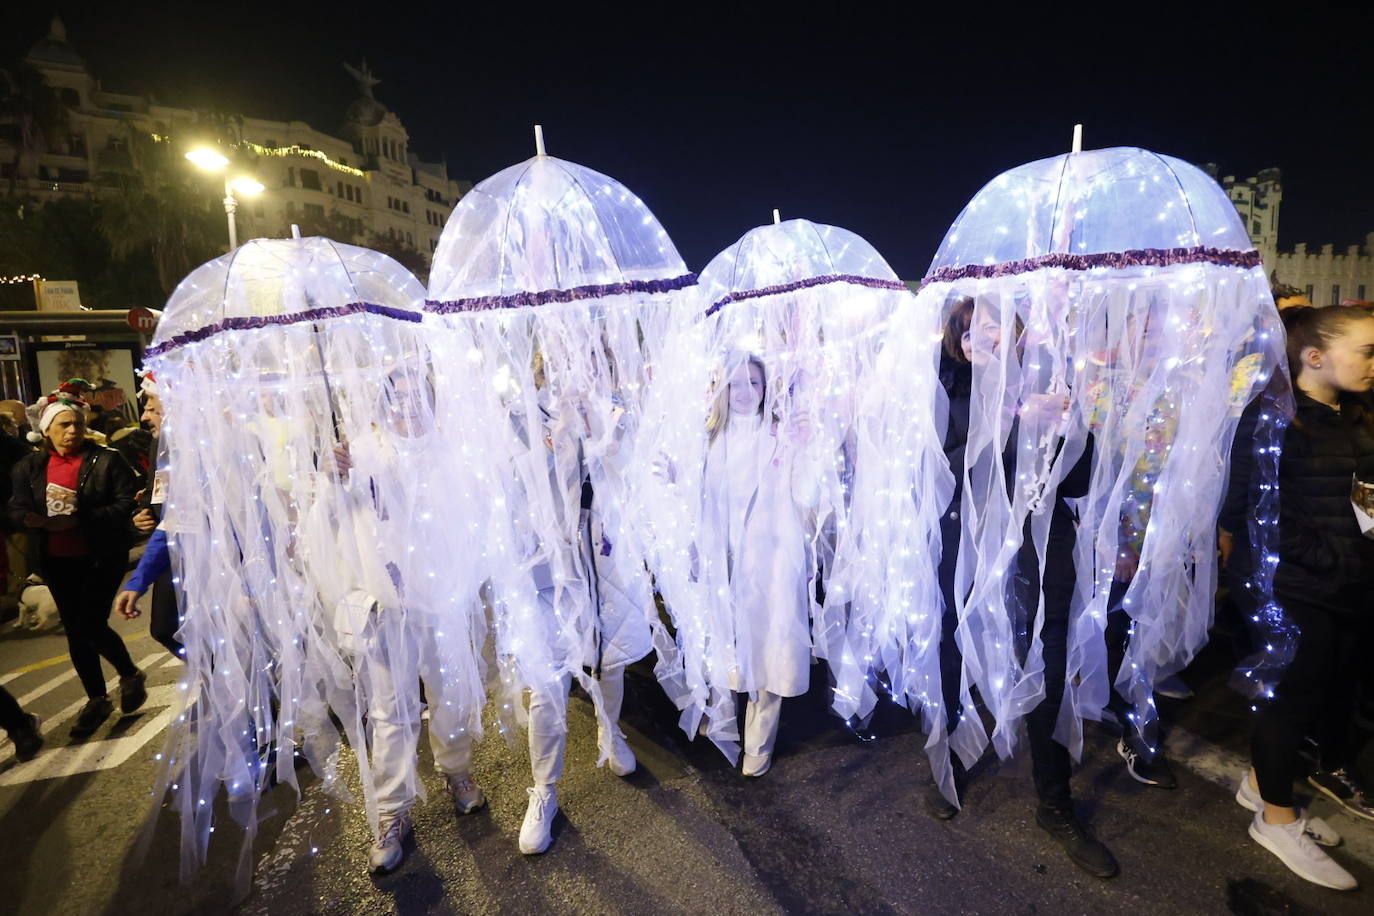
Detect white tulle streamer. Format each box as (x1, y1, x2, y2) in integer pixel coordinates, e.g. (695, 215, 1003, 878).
(629, 219, 934, 763)
(884, 148, 1288, 804)
(147, 238, 493, 880)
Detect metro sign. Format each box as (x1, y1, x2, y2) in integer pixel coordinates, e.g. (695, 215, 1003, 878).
(127, 307, 162, 334)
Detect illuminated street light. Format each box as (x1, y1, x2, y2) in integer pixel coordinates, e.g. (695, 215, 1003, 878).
(185, 146, 263, 250)
(230, 176, 265, 196)
(184, 148, 229, 171)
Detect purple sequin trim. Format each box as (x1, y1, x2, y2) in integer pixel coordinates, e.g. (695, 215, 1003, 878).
(144, 302, 422, 357)
(705, 274, 909, 317)
(923, 247, 1263, 285)
(425, 273, 699, 314)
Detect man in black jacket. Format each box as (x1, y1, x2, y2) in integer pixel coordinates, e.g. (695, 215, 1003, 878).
(7, 388, 145, 738)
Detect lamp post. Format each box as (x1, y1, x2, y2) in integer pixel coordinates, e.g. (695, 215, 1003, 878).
(185, 147, 264, 250)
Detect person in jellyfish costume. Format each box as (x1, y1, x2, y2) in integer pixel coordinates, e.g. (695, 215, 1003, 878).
(631, 217, 939, 775)
(424, 146, 696, 854)
(144, 237, 493, 882)
(874, 147, 1288, 877)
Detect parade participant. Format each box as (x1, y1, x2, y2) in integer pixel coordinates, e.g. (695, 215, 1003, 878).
(323, 366, 490, 874)
(425, 141, 693, 855)
(1241, 305, 1374, 891)
(8, 383, 145, 738)
(703, 354, 818, 776)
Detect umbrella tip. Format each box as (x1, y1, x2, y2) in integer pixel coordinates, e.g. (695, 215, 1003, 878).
(290, 224, 302, 239)
(772, 208, 781, 225)
(534, 124, 546, 157)
(1071, 124, 1083, 154)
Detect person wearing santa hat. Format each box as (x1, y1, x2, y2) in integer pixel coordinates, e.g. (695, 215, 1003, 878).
(8, 382, 145, 737)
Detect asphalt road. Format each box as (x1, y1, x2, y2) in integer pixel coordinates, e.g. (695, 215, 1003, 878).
(2, 599, 1373, 915)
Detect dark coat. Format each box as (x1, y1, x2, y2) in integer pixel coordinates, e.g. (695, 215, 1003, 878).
(7, 439, 139, 570)
(1271, 393, 1374, 618)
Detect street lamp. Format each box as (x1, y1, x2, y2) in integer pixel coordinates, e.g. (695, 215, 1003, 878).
(185, 146, 263, 250)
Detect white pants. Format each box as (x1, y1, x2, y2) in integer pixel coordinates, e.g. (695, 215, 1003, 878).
(743, 690, 783, 762)
(528, 665, 627, 787)
(367, 618, 476, 819)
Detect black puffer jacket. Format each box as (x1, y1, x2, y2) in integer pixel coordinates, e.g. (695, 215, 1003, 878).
(7, 439, 139, 570)
(1272, 393, 1374, 618)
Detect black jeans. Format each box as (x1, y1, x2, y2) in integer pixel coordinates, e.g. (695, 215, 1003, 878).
(1104, 579, 1160, 754)
(43, 554, 138, 699)
(1017, 529, 1075, 812)
(149, 571, 183, 659)
(1251, 601, 1362, 807)
(0, 684, 26, 733)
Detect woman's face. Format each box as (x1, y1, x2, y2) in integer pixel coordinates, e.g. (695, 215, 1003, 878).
(1311, 318, 1374, 394)
(728, 362, 765, 415)
(970, 310, 1002, 365)
(385, 376, 430, 433)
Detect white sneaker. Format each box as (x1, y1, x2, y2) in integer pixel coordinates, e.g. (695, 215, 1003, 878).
(599, 726, 637, 777)
(443, 773, 487, 814)
(519, 785, 558, 855)
(741, 751, 772, 778)
(368, 813, 412, 874)
(1234, 771, 1340, 846)
(1248, 810, 1357, 890)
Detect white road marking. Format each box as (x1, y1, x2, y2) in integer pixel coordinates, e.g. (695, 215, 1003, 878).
(160, 657, 181, 670)
(0, 651, 165, 755)
(0, 684, 177, 785)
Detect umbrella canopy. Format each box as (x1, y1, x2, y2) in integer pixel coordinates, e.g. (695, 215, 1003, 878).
(425, 153, 695, 750)
(879, 147, 1287, 805)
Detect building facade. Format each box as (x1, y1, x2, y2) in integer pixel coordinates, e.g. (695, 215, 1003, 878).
(1215, 167, 1374, 305)
(1, 19, 467, 261)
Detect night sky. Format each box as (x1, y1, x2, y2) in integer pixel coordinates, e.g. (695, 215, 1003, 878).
(7, 3, 1372, 280)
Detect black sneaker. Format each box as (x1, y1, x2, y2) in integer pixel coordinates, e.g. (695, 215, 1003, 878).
(1308, 769, 1374, 823)
(70, 697, 113, 738)
(924, 782, 960, 820)
(1035, 804, 1120, 878)
(119, 670, 147, 714)
(9, 713, 44, 761)
(1117, 738, 1178, 789)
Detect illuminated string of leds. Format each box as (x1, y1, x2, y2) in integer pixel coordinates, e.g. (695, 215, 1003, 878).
(1, 274, 44, 284)
(242, 141, 367, 178)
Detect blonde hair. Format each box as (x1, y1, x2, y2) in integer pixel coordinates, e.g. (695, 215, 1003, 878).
(707, 354, 766, 444)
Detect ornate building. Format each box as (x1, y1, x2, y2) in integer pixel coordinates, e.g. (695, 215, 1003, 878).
(1212, 166, 1373, 305)
(1, 18, 468, 261)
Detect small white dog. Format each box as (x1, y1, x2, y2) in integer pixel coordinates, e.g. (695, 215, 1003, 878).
(17, 575, 61, 630)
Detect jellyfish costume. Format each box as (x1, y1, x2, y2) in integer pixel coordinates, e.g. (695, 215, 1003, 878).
(896, 148, 1288, 803)
(145, 237, 492, 879)
(631, 218, 937, 765)
(424, 153, 695, 783)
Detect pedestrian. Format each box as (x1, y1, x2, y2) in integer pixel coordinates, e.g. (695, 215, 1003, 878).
(1, 684, 44, 762)
(113, 370, 182, 659)
(1240, 304, 1374, 891)
(7, 383, 146, 738)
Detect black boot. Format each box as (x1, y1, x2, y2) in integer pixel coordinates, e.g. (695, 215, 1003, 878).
(1035, 804, 1119, 878)
(8, 713, 44, 761)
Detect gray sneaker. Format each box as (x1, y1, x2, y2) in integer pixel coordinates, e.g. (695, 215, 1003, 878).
(368, 813, 412, 874)
(443, 773, 486, 814)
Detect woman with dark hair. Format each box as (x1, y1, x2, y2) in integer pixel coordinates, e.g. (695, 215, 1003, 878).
(1240, 305, 1374, 891)
(7, 386, 144, 738)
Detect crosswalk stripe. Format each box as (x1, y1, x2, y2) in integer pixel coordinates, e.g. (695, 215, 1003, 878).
(1, 651, 166, 752)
